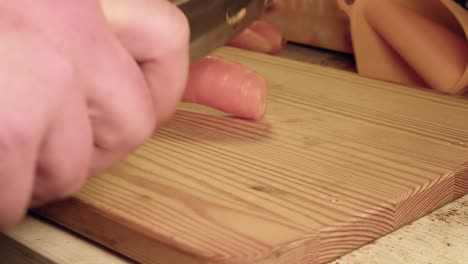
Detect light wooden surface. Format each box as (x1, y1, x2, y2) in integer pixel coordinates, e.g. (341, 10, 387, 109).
(0, 216, 133, 264)
(332, 194, 468, 264)
(30, 46, 468, 264)
(1, 44, 468, 264)
(3, 194, 467, 264)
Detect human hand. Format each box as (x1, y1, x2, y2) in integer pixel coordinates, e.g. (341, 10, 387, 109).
(0, 0, 283, 229)
(0, 0, 192, 228)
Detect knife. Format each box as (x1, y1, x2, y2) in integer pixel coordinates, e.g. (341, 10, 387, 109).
(176, 0, 272, 64)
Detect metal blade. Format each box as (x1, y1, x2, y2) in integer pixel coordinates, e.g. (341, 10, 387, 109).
(176, 0, 271, 63)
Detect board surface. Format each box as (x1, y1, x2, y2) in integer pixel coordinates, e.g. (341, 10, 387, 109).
(35, 47, 468, 264)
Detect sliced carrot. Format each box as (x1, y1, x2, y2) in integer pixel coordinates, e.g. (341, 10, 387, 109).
(228, 28, 274, 54)
(228, 21, 285, 54)
(170, 0, 285, 54)
(183, 56, 268, 120)
(248, 21, 285, 53)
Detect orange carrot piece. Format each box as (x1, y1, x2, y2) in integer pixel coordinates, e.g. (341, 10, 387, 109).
(228, 21, 285, 54)
(228, 28, 274, 54)
(183, 56, 268, 120)
(248, 20, 285, 53)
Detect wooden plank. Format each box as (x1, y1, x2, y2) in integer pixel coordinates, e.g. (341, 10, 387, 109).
(0, 234, 52, 264)
(331, 194, 468, 264)
(34, 47, 468, 264)
(0, 216, 132, 264)
(3, 195, 467, 264)
(454, 162, 468, 199)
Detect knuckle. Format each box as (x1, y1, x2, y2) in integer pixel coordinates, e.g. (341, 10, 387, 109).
(0, 118, 35, 155)
(95, 99, 156, 152)
(0, 205, 25, 229)
(37, 51, 76, 91)
(55, 164, 90, 200)
(56, 171, 88, 199)
(118, 118, 155, 151)
(0, 191, 27, 229)
(58, 160, 90, 198)
(150, 3, 190, 52)
(170, 6, 190, 45)
(35, 166, 88, 203)
(34, 143, 92, 203)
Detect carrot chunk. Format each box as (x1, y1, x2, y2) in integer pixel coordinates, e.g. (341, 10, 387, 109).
(183, 56, 268, 120)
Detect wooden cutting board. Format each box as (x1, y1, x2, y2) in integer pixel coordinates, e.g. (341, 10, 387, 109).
(35, 47, 468, 264)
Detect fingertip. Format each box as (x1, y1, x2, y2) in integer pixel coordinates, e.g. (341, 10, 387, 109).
(0, 174, 31, 229)
(0, 202, 27, 230)
(101, 0, 190, 125)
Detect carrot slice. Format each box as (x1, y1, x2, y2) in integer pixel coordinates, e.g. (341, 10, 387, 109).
(183, 56, 268, 120)
(248, 21, 285, 53)
(229, 21, 285, 54)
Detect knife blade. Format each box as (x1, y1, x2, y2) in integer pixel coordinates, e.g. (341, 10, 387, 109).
(176, 0, 272, 64)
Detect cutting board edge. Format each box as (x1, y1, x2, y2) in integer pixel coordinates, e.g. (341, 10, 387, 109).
(33, 198, 215, 264)
(316, 161, 468, 263)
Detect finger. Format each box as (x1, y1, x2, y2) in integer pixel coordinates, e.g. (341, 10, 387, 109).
(182, 56, 268, 120)
(100, 0, 190, 124)
(0, 117, 38, 228)
(85, 45, 155, 174)
(88, 58, 155, 174)
(31, 91, 93, 207)
(68, 2, 157, 174)
(228, 21, 285, 54)
(0, 49, 52, 228)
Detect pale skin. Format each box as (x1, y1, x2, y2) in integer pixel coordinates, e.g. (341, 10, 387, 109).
(0, 0, 284, 229)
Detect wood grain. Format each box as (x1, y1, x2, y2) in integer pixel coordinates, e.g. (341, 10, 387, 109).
(0, 217, 133, 264)
(330, 194, 468, 264)
(35, 47, 468, 264)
